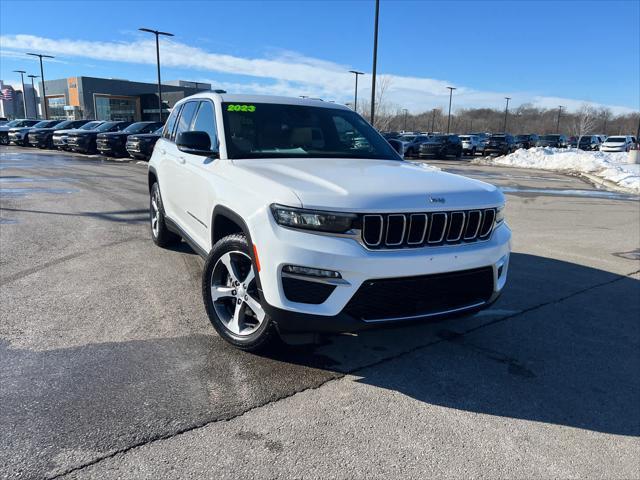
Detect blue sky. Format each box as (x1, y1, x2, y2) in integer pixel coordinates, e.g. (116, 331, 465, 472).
(1, 0, 638, 114)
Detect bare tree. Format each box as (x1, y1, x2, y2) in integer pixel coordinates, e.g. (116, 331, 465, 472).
(572, 104, 597, 137)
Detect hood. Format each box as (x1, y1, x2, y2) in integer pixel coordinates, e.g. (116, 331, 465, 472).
(68, 131, 93, 137)
(98, 132, 127, 139)
(9, 127, 33, 133)
(231, 158, 503, 211)
(128, 133, 160, 140)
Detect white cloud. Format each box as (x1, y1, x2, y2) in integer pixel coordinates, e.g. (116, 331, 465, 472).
(1, 34, 636, 115)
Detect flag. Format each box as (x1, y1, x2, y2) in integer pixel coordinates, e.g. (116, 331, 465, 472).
(1, 88, 14, 101)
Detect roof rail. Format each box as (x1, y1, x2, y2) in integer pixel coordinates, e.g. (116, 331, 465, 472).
(213, 89, 226, 94)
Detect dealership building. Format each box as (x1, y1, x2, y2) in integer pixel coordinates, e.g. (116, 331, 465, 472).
(37, 77, 211, 121)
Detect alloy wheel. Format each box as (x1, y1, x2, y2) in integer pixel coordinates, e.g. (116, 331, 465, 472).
(210, 251, 265, 336)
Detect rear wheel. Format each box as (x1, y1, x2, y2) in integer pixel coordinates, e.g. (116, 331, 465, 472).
(202, 234, 279, 351)
(150, 183, 181, 247)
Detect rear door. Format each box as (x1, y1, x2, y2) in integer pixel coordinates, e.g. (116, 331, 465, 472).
(178, 100, 220, 248)
(163, 101, 199, 230)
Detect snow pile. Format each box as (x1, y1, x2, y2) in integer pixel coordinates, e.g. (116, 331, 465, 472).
(478, 147, 639, 193)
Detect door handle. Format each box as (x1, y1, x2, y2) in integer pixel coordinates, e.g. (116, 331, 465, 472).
(178, 156, 186, 164)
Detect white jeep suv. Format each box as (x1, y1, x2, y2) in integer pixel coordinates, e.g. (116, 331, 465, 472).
(148, 93, 511, 351)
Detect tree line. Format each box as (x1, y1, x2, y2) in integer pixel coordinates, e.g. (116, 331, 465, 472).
(356, 77, 639, 136)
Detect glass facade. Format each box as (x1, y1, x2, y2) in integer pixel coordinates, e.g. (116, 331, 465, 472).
(46, 96, 67, 120)
(95, 95, 138, 121)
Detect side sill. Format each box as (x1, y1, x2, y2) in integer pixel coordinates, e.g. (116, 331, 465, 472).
(164, 216, 209, 259)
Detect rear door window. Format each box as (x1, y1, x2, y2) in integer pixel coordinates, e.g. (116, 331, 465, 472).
(175, 102, 199, 140)
(163, 105, 182, 141)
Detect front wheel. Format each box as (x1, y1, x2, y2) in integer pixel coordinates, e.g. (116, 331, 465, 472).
(202, 234, 279, 351)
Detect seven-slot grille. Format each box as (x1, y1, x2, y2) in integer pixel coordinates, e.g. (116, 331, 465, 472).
(361, 208, 496, 249)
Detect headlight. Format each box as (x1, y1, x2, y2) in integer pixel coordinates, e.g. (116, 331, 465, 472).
(495, 206, 505, 225)
(271, 204, 357, 234)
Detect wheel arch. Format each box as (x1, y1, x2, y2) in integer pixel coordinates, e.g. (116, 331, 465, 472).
(210, 205, 264, 296)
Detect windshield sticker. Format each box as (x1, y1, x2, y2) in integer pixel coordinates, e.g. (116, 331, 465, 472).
(227, 104, 256, 112)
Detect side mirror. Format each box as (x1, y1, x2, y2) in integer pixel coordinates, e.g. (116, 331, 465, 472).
(387, 139, 404, 158)
(176, 131, 218, 156)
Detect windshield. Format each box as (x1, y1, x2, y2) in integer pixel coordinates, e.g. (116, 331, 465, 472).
(124, 122, 160, 134)
(490, 135, 506, 141)
(222, 103, 399, 160)
(459, 136, 471, 140)
(540, 135, 560, 141)
(153, 127, 163, 134)
(515, 135, 529, 140)
(398, 135, 416, 142)
(606, 137, 625, 142)
(429, 136, 447, 142)
(33, 121, 54, 128)
(54, 120, 77, 129)
(81, 121, 102, 130)
(5, 120, 22, 127)
(578, 136, 592, 143)
(95, 122, 118, 132)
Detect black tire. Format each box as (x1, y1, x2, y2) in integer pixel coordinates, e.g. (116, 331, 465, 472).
(455, 147, 462, 159)
(150, 182, 181, 247)
(202, 233, 279, 351)
(471, 147, 476, 156)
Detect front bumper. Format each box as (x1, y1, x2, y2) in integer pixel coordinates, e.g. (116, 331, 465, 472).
(8, 133, 26, 145)
(253, 213, 511, 332)
(28, 135, 47, 147)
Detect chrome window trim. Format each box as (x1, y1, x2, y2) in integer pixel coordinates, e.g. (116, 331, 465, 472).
(385, 214, 407, 246)
(407, 213, 428, 245)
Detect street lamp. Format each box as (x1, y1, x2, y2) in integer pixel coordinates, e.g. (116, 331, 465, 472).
(26, 53, 54, 119)
(402, 108, 408, 131)
(431, 109, 437, 132)
(348, 70, 364, 113)
(28, 74, 39, 119)
(446, 86, 456, 134)
(370, 0, 380, 126)
(556, 105, 564, 134)
(139, 27, 174, 122)
(12, 70, 28, 118)
(503, 97, 511, 132)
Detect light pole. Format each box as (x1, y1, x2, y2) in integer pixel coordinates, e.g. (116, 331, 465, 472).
(13, 70, 28, 118)
(370, 0, 380, 127)
(348, 70, 364, 113)
(27, 75, 39, 119)
(446, 86, 456, 134)
(556, 105, 563, 134)
(139, 27, 174, 122)
(26, 53, 54, 119)
(402, 108, 408, 131)
(503, 97, 511, 132)
(431, 109, 436, 132)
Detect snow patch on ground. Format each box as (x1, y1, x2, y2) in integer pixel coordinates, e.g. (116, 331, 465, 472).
(476, 147, 639, 193)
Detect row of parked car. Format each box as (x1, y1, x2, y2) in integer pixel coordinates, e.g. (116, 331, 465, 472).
(381, 131, 638, 159)
(0, 118, 165, 160)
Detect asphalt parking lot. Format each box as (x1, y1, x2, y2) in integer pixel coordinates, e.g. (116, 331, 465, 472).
(1, 146, 639, 479)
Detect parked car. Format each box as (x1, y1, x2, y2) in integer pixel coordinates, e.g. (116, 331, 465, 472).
(514, 134, 539, 149)
(148, 93, 510, 351)
(126, 127, 164, 160)
(599, 135, 637, 152)
(0, 118, 9, 126)
(403, 134, 432, 157)
(52, 121, 104, 150)
(484, 134, 516, 156)
(418, 135, 463, 159)
(536, 134, 568, 148)
(96, 121, 163, 157)
(381, 131, 401, 140)
(67, 121, 132, 154)
(27, 119, 92, 149)
(576, 135, 602, 151)
(459, 135, 483, 156)
(396, 133, 418, 155)
(9, 120, 62, 146)
(0, 119, 38, 145)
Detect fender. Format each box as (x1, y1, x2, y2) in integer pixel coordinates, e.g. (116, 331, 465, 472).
(211, 205, 264, 295)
